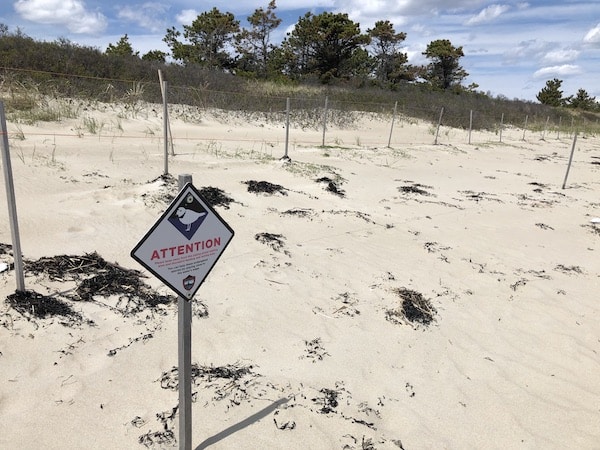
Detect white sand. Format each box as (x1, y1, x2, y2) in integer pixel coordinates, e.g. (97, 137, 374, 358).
(0, 102, 599, 449)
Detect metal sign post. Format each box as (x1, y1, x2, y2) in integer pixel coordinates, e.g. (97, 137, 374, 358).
(131, 174, 234, 449)
(177, 175, 193, 450)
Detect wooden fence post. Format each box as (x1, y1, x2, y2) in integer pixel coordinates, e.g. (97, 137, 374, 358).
(163, 80, 169, 176)
(283, 97, 290, 160)
(468, 110, 473, 144)
(158, 70, 175, 156)
(434, 107, 444, 145)
(562, 133, 578, 189)
(388, 101, 397, 148)
(321, 96, 328, 147)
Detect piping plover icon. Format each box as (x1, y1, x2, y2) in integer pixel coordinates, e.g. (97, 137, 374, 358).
(168, 194, 208, 239)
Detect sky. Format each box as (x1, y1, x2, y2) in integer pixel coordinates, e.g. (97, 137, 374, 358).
(1, 0, 599, 102)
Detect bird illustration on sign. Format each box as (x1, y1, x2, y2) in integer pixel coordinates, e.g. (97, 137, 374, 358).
(168, 193, 208, 239)
(176, 206, 206, 231)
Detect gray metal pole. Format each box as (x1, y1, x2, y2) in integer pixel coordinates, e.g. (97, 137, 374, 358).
(388, 101, 397, 148)
(499, 113, 504, 143)
(522, 115, 528, 141)
(163, 81, 169, 176)
(321, 96, 328, 147)
(562, 133, 578, 189)
(177, 175, 193, 450)
(0, 101, 25, 292)
(283, 97, 290, 159)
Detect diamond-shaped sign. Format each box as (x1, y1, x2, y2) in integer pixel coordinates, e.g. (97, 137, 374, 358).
(131, 183, 234, 299)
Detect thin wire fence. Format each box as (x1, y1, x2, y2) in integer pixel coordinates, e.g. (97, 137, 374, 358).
(1, 67, 598, 153)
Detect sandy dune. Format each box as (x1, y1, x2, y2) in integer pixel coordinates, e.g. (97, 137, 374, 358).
(0, 103, 599, 449)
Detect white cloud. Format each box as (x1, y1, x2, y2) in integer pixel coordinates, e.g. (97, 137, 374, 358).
(176, 9, 199, 25)
(533, 64, 580, 79)
(117, 3, 170, 33)
(503, 39, 553, 63)
(465, 4, 510, 26)
(14, 0, 107, 34)
(583, 23, 600, 47)
(542, 49, 579, 64)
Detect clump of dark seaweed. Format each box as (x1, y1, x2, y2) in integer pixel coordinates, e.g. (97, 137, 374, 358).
(312, 388, 340, 414)
(554, 264, 584, 274)
(6, 290, 85, 325)
(141, 174, 178, 207)
(255, 232, 290, 255)
(25, 252, 115, 281)
(159, 363, 256, 391)
(281, 208, 314, 218)
(244, 180, 287, 195)
(198, 186, 236, 208)
(138, 429, 176, 449)
(386, 288, 436, 327)
(582, 223, 600, 236)
(23, 252, 175, 317)
(398, 183, 432, 196)
(316, 177, 345, 197)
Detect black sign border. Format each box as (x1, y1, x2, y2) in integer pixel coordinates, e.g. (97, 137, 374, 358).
(131, 182, 234, 299)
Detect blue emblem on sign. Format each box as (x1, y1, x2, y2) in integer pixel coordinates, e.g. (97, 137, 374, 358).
(168, 193, 208, 240)
(183, 275, 196, 291)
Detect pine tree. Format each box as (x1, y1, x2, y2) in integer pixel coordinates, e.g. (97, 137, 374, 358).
(536, 78, 563, 107)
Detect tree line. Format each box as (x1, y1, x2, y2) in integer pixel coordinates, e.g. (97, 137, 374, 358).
(0, 4, 598, 124)
(536, 78, 598, 112)
(103, 1, 471, 92)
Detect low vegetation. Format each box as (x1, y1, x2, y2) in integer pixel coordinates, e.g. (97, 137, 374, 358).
(0, 25, 598, 134)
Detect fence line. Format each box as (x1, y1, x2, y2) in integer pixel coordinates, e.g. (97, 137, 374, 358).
(2, 66, 597, 133)
(1, 67, 598, 155)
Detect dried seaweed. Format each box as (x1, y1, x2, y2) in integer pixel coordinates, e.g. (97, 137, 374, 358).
(141, 174, 177, 207)
(386, 288, 436, 327)
(244, 180, 287, 195)
(460, 190, 503, 203)
(198, 186, 235, 208)
(281, 208, 314, 218)
(302, 338, 330, 362)
(6, 290, 84, 325)
(255, 232, 289, 255)
(159, 363, 256, 391)
(313, 388, 339, 414)
(138, 430, 176, 449)
(25, 252, 122, 281)
(20, 252, 176, 319)
(554, 264, 583, 274)
(158, 362, 258, 407)
(325, 209, 375, 224)
(316, 177, 345, 197)
(398, 183, 432, 196)
(582, 224, 600, 236)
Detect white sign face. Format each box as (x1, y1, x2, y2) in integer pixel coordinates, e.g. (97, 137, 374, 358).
(131, 183, 234, 299)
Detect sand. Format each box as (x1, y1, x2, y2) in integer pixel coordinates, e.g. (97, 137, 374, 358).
(0, 102, 599, 449)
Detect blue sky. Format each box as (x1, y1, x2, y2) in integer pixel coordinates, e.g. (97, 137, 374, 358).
(1, 0, 599, 102)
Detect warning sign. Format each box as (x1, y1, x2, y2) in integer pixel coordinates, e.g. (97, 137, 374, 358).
(131, 183, 234, 299)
